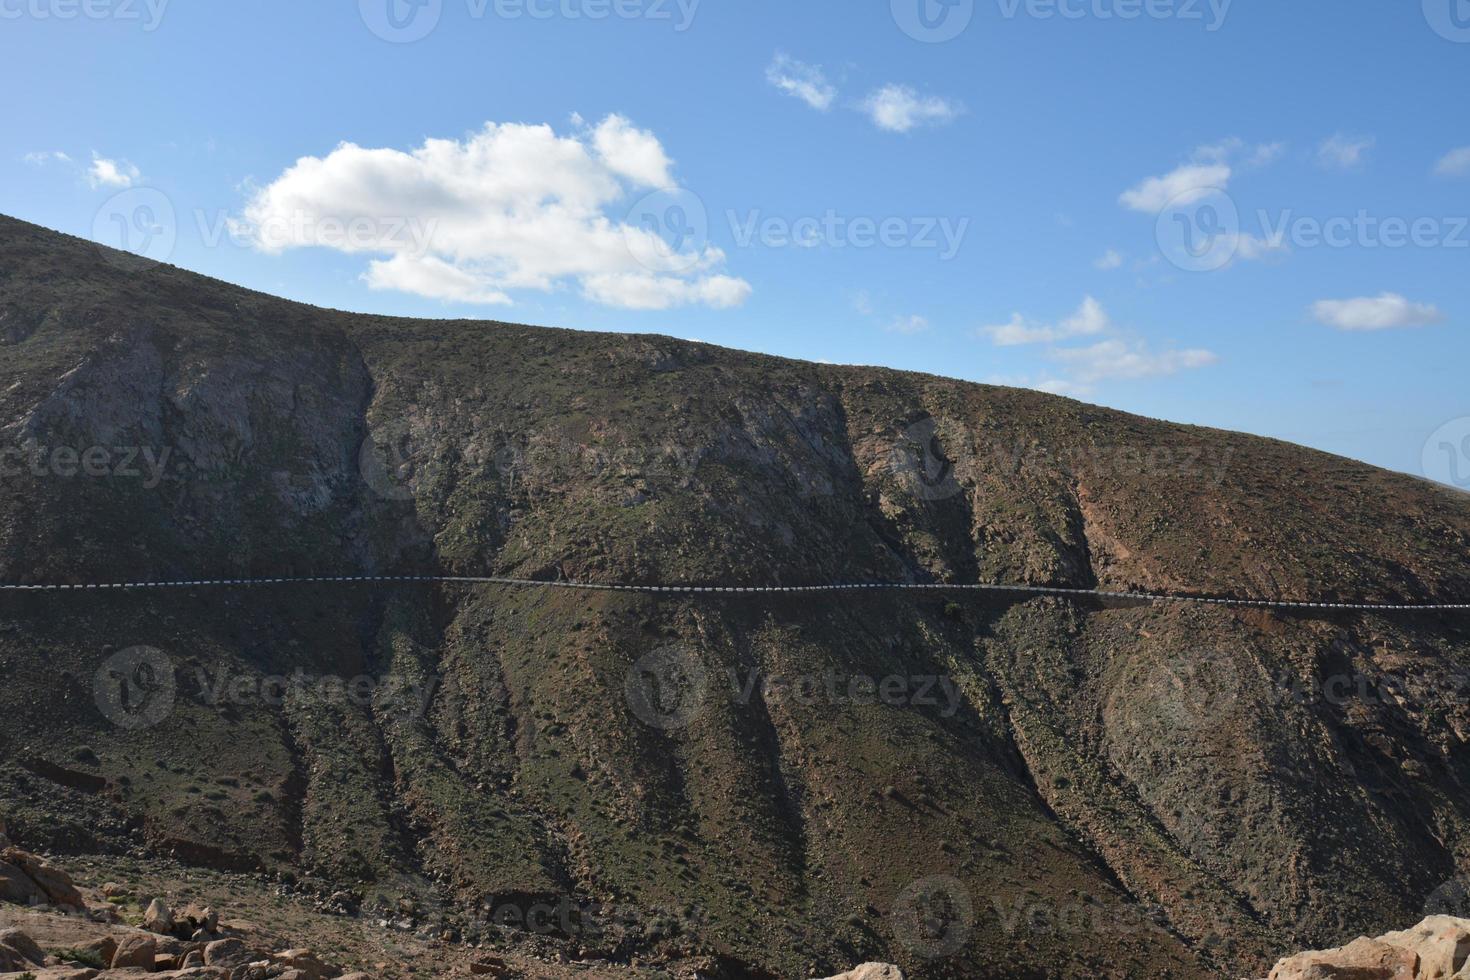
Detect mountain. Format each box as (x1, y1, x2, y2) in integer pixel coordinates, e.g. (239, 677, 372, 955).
(2, 213, 1470, 979)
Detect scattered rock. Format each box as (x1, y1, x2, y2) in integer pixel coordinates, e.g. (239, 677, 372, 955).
(111, 933, 158, 970)
(204, 936, 257, 968)
(270, 948, 327, 980)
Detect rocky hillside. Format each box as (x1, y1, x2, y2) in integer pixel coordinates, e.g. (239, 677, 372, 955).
(2, 213, 1470, 979)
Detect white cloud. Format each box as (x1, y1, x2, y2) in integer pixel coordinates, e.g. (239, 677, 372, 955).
(861, 85, 962, 133)
(885, 314, 930, 335)
(87, 154, 140, 189)
(235, 117, 749, 311)
(1435, 147, 1470, 178)
(981, 296, 1111, 347)
(766, 54, 837, 112)
(1311, 293, 1445, 331)
(582, 272, 751, 311)
(1317, 133, 1374, 170)
(591, 114, 675, 189)
(1119, 140, 1282, 214)
(1051, 339, 1218, 382)
(23, 150, 71, 166)
(987, 375, 1093, 398)
(1094, 249, 1124, 271)
(1119, 163, 1231, 213)
(365, 254, 513, 305)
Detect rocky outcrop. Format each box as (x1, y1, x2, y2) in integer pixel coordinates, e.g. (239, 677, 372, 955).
(819, 966, 905, 980)
(0, 846, 85, 910)
(1269, 916, 1470, 979)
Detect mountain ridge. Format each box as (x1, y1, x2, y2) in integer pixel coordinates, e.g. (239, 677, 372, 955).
(3, 212, 1470, 979)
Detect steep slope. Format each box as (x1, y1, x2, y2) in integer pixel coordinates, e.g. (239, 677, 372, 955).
(2, 214, 1469, 979)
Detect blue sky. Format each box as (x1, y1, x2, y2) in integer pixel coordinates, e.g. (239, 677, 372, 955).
(3, 0, 1467, 482)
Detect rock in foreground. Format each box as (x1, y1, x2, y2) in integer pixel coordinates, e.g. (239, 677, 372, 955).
(1269, 915, 1470, 979)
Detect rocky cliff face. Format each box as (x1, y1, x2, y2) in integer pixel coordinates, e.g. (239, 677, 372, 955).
(2, 214, 1470, 979)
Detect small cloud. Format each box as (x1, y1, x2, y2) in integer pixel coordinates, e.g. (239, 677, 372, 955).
(853, 290, 875, 317)
(1317, 133, 1374, 170)
(981, 296, 1111, 347)
(1094, 249, 1124, 271)
(766, 54, 837, 112)
(987, 374, 1093, 398)
(1051, 339, 1218, 383)
(885, 314, 930, 335)
(1120, 163, 1230, 213)
(1119, 140, 1282, 214)
(23, 150, 72, 166)
(1311, 293, 1445, 331)
(87, 153, 141, 189)
(861, 85, 962, 133)
(1435, 147, 1470, 178)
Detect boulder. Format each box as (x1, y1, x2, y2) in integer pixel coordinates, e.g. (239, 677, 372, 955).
(0, 927, 45, 970)
(1269, 935, 1418, 979)
(270, 948, 327, 979)
(1, 847, 84, 908)
(73, 935, 118, 965)
(111, 933, 158, 970)
(818, 966, 906, 980)
(145, 896, 177, 933)
(203, 936, 257, 968)
(0, 856, 45, 905)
